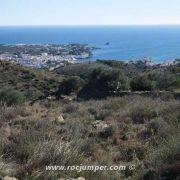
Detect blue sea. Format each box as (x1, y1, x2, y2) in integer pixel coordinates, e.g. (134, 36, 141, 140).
(0, 26, 180, 63)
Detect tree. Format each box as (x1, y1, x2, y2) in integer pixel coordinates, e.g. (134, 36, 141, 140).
(56, 76, 85, 98)
(89, 68, 129, 93)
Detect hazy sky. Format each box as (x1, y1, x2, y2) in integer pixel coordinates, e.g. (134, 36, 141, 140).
(0, 0, 180, 26)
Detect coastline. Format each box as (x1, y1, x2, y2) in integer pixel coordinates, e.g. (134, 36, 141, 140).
(0, 26, 180, 62)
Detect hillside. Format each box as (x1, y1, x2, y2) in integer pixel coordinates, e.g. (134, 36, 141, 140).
(0, 61, 64, 100)
(56, 60, 180, 80)
(0, 60, 179, 180)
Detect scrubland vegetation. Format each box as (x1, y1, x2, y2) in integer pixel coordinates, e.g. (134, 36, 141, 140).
(0, 60, 179, 180)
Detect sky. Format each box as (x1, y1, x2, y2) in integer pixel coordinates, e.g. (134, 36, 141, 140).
(0, 0, 180, 26)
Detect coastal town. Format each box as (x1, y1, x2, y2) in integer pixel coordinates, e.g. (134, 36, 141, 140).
(0, 44, 93, 70)
(0, 44, 179, 70)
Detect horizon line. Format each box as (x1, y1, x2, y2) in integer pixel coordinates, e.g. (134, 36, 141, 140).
(1, 24, 180, 27)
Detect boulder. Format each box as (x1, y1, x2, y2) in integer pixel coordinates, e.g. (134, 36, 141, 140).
(3, 176, 18, 180)
(55, 115, 65, 125)
(76, 177, 85, 180)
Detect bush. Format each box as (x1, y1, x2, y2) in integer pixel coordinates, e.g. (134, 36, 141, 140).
(130, 106, 158, 124)
(130, 74, 155, 91)
(156, 74, 180, 91)
(77, 68, 129, 99)
(0, 89, 25, 106)
(147, 119, 161, 135)
(95, 109, 114, 121)
(121, 146, 145, 162)
(146, 118, 170, 137)
(151, 137, 180, 166)
(56, 76, 85, 97)
(145, 137, 180, 180)
(3, 129, 45, 164)
(98, 126, 114, 138)
(90, 68, 129, 93)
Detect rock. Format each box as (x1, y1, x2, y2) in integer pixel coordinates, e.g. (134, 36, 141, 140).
(76, 177, 85, 180)
(58, 177, 85, 180)
(3, 176, 18, 180)
(61, 95, 74, 102)
(47, 96, 52, 100)
(92, 120, 114, 138)
(55, 115, 65, 125)
(92, 120, 108, 129)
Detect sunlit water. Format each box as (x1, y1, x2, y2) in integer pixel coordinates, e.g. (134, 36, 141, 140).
(1, 26, 180, 63)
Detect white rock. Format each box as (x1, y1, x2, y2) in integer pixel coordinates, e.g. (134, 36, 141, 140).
(76, 177, 85, 180)
(55, 115, 65, 124)
(3, 176, 18, 180)
(92, 120, 108, 129)
(67, 177, 85, 180)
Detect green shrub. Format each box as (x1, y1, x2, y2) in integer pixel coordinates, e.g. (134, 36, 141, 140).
(77, 68, 129, 99)
(24, 89, 42, 101)
(90, 68, 129, 93)
(156, 74, 180, 91)
(0, 89, 25, 106)
(146, 118, 170, 137)
(56, 76, 85, 97)
(130, 74, 155, 91)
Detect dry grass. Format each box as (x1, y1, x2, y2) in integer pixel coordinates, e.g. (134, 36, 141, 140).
(0, 95, 179, 179)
